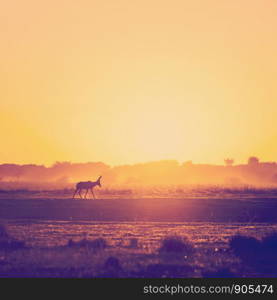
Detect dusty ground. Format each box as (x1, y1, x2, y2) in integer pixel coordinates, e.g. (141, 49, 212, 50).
(0, 192, 277, 277)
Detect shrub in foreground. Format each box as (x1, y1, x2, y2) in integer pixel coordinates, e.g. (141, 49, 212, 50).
(229, 232, 277, 274)
(262, 232, 277, 252)
(229, 235, 262, 260)
(0, 223, 26, 250)
(0, 224, 11, 239)
(158, 236, 194, 256)
(98, 256, 124, 277)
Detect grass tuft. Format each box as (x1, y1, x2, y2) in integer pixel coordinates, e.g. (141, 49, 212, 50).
(158, 235, 194, 256)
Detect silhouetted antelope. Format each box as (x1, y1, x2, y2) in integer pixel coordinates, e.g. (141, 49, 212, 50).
(73, 176, 102, 199)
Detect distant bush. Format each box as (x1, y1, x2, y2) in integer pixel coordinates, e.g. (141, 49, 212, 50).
(248, 156, 259, 165)
(158, 236, 194, 256)
(67, 237, 107, 250)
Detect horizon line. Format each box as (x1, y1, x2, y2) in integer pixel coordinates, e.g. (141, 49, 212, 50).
(0, 157, 273, 168)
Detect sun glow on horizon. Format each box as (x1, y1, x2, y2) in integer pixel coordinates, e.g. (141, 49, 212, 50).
(1, 0, 277, 166)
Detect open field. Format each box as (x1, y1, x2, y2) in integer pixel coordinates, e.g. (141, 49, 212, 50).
(0, 194, 277, 222)
(0, 192, 277, 277)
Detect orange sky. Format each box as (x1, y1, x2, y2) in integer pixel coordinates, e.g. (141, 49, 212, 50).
(1, 0, 277, 166)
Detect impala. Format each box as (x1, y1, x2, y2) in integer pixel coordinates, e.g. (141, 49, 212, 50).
(73, 176, 102, 199)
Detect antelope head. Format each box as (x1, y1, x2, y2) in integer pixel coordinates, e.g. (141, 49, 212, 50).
(97, 176, 102, 187)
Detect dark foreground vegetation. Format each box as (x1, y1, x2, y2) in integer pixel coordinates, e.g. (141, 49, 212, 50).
(0, 223, 277, 278)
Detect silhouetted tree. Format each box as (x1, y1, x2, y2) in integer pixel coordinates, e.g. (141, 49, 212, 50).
(183, 161, 193, 166)
(224, 158, 234, 166)
(248, 156, 259, 165)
